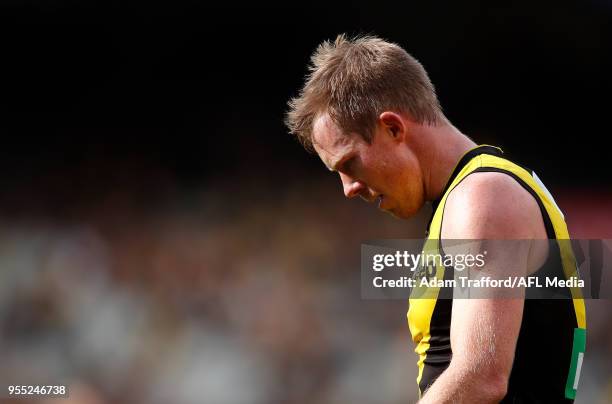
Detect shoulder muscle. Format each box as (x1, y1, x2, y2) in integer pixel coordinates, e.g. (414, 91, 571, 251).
(442, 171, 546, 240)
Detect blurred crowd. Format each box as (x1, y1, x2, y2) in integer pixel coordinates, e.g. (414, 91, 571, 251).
(0, 177, 610, 404)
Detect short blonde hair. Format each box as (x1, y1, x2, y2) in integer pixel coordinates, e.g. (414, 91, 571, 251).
(285, 34, 443, 150)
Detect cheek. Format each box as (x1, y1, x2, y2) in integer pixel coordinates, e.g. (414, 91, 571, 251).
(395, 158, 424, 205)
(357, 154, 385, 180)
(382, 167, 399, 189)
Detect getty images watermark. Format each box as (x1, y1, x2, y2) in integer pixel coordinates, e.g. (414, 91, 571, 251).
(361, 239, 611, 299)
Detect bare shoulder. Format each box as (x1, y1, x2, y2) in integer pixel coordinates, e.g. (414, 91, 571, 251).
(442, 171, 547, 239)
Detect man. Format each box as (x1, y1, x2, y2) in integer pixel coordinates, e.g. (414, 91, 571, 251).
(285, 34, 586, 403)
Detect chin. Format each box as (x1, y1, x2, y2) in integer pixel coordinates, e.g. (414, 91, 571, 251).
(390, 202, 422, 220)
(382, 207, 407, 219)
(390, 210, 414, 220)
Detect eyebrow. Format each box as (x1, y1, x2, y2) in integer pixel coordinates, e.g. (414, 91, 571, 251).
(326, 158, 339, 172)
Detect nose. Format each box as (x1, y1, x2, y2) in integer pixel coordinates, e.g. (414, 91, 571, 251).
(340, 172, 365, 198)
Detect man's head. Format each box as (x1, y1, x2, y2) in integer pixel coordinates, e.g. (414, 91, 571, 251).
(285, 34, 445, 218)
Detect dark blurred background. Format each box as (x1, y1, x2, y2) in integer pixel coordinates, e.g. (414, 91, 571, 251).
(0, 1, 610, 403)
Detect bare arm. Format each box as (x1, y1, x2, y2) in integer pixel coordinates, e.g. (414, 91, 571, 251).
(418, 172, 547, 403)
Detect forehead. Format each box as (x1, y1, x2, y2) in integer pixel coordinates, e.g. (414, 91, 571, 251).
(311, 114, 357, 167)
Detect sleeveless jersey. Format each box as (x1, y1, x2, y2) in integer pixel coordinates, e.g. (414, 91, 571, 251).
(407, 145, 587, 402)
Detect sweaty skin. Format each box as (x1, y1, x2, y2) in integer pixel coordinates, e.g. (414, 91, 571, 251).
(418, 172, 548, 403)
(311, 111, 548, 403)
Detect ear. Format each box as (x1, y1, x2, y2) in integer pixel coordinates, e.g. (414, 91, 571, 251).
(379, 111, 407, 142)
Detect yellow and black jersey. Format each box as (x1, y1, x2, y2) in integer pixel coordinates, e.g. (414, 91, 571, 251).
(407, 145, 586, 403)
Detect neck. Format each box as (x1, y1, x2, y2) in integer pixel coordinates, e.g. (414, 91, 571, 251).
(416, 121, 477, 202)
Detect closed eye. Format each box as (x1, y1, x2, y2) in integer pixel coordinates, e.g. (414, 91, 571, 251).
(338, 156, 356, 174)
